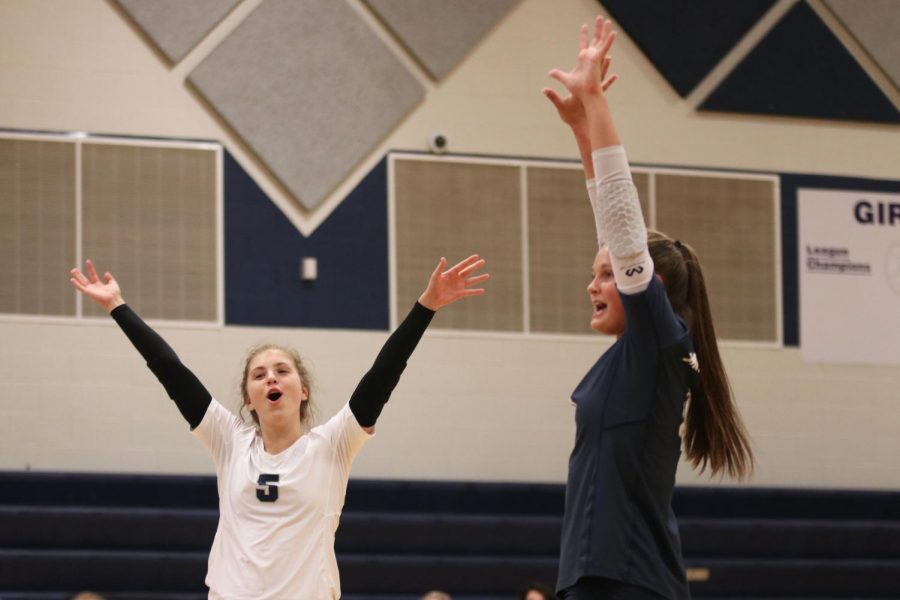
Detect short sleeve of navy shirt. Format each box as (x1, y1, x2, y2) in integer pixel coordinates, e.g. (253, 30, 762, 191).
(557, 275, 694, 600)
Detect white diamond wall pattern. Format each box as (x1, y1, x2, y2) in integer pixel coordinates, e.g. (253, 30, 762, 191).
(824, 0, 900, 90)
(189, 0, 425, 211)
(364, 0, 521, 80)
(113, 0, 241, 63)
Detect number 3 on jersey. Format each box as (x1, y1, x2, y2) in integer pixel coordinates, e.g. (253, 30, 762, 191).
(256, 473, 279, 502)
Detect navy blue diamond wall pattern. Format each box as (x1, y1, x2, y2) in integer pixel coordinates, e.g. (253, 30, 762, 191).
(700, 1, 900, 123)
(600, 0, 776, 97)
(600, 0, 899, 123)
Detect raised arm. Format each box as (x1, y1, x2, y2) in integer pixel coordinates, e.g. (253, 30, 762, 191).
(348, 255, 488, 429)
(69, 259, 212, 428)
(547, 16, 652, 295)
(542, 22, 617, 180)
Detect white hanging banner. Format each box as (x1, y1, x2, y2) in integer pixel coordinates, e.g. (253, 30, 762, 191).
(798, 188, 900, 365)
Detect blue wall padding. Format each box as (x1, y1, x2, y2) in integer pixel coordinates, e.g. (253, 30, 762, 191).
(599, 0, 776, 96)
(701, 1, 900, 123)
(224, 152, 389, 330)
(779, 173, 900, 346)
(4, 471, 900, 518)
(3, 472, 900, 597)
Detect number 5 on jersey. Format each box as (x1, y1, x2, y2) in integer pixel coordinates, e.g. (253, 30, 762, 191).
(256, 473, 279, 502)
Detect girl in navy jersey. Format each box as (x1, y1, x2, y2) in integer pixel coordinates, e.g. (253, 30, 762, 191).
(542, 16, 753, 600)
(70, 255, 488, 600)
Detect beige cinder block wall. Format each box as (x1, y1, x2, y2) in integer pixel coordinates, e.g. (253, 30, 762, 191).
(1, 0, 898, 489)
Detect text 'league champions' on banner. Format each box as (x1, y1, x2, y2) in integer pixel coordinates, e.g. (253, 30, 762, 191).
(798, 188, 900, 365)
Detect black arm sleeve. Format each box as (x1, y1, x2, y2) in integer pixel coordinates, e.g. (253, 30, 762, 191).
(110, 304, 212, 429)
(348, 302, 435, 427)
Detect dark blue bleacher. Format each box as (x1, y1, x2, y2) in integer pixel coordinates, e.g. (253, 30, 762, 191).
(1, 472, 899, 599)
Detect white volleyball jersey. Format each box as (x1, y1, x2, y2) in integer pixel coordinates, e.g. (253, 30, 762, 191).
(193, 399, 372, 599)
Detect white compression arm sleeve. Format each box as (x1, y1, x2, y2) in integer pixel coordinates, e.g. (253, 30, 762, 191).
(591, 145, 653, 295)
(585, 146, 636, 247)
(585, 178, 604, 247)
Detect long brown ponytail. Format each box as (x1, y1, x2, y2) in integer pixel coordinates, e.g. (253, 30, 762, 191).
(647, 231, 754, 479)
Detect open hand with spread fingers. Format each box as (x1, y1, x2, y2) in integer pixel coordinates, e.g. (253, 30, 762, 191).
(547, 15, 617, 102)
(418, 255, 489, 311)
(69, 259, 125, 313)
(543, 52, 616, 133)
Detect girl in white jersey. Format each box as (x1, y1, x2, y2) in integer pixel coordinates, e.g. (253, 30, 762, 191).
(70, 255, 488, 600)
(542, 17, 753, 600)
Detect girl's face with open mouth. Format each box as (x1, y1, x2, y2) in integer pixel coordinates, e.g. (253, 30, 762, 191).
(245, 349, 308, 425)
(587, 248, 626, 337)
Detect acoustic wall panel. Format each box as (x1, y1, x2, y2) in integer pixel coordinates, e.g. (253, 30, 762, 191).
(599, 0, 776, 96)
(389, 155, 781, 342)
(701, 1, 900, 123)
(0, 139, 76, 316)
(527, 167, 597, 335)
(364, 0, 520, 80)
(655, 174, 778, 342)
(189, 0, 425, 212)
(114, 0, 240, 63)
(394, 159, 522, 332)
(527, 167, 649, 335)
(825, 0, 900, 91)
(81, 143, 218, 322)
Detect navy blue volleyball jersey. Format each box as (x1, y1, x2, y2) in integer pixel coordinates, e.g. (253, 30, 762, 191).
(558, 275, 694, 600)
